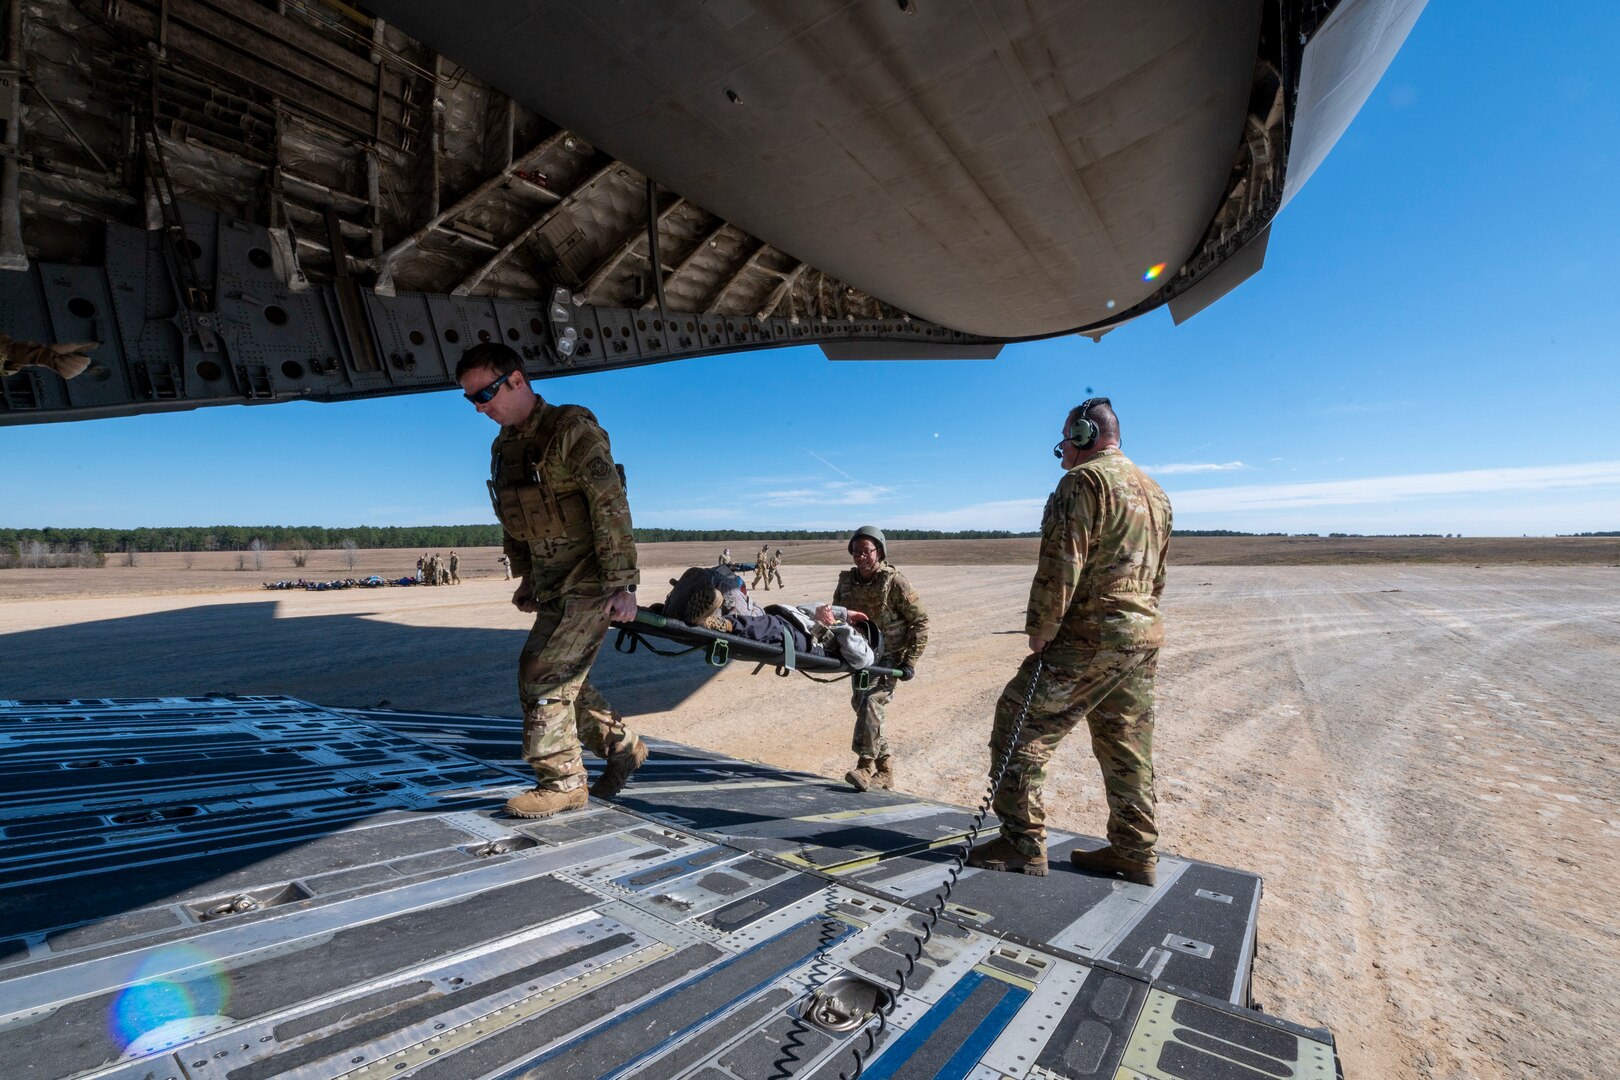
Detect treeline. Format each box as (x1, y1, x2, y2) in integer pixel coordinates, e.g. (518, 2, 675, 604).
(630, 528, 1040, 542)
(1, 525, 1312, 556)
(0, 526, 505, 553)
(1174, 530, 1286, 537)
(0, 526, 1050, 552)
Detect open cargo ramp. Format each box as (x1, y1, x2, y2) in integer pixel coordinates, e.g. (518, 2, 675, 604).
(1, 696, 1340, 1079)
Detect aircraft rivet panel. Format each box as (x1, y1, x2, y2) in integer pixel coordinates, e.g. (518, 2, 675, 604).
(586, 308, 641, 360)
(36, 263, 136, 409)
(423, 295, 502, 359)
(363, 291, 449, 382)
(1118, 988, 1337, 1080)
(490, 297, 553, 360)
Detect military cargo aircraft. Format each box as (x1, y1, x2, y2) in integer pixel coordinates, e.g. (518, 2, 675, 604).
(0, 0, 1420, 424)
(1, 1, 1423, 1076)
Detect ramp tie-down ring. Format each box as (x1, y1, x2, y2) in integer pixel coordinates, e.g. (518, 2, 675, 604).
(822, 654, 1046, 1080)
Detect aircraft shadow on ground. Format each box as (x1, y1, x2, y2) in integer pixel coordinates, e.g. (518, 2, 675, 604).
(1, 597, 723, 718)
(0, 602, 820, 958)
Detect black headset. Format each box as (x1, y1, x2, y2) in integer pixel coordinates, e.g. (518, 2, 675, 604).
(1067, 397, 1110, 450)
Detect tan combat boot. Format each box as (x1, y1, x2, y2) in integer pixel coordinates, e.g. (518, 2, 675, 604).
(871, 756, 895, 790)
(965, 836, 1049, 876)
(1068, 845, 1156, 886)
(590, 736, 649, 798)
(844, 757, 877, 792)
(504, 785, 587, 819)
(679, 586, 723, 627)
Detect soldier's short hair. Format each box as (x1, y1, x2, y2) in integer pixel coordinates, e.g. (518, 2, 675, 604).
(1072, 398, 1120, 443)
(456, 342, 523, 380)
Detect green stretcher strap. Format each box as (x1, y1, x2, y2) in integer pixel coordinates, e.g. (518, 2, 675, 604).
(779, 625, 796, 671)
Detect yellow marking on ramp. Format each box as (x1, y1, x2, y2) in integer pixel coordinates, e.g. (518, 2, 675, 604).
(338, 942, 675, 1078)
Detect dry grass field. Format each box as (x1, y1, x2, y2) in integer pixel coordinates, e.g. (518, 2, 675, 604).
(3, 538, 1618, 1079)
(1, 534, 1615, 601)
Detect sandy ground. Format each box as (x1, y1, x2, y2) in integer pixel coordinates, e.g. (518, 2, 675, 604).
(3, 552, 1617, 1079)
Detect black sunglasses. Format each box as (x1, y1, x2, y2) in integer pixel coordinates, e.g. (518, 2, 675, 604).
(464, 372, 511, 405)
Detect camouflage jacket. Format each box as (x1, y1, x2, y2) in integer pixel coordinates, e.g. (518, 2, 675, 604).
(488, 399, 638, 601)
(1027, 448, 1172, 651)
(833, 563, 929, 667)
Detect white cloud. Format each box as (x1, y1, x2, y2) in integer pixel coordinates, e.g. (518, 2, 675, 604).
(801, 448, 871, 486)
(761, 481, 897, 508)
(635, 506, 738, 523)
(886, 497, 1047, 531)
(737, 473, 826, 485)
(1142, 461, 1248, 475)
(1169, 461, 1620, 514)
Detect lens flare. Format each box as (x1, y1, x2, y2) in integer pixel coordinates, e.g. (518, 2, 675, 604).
(109, 945, 232, 1055)
(1142, 263, 1167, 282)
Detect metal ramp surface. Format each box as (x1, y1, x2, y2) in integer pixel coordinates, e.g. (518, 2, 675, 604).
(1, 697, 1341, 1079)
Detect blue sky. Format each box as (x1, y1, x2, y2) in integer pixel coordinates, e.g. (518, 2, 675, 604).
(5, 3, 1618, 536)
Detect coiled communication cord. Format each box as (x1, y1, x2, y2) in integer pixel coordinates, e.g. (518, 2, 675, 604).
(768, 883, 848, 1080)
(834, 653, 1045, 1080)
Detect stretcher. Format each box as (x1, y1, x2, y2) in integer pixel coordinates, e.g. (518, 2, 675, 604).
(610, 607, 903, 688)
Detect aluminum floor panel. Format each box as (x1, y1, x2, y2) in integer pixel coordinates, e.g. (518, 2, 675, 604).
(1, 696, 1337, 1080)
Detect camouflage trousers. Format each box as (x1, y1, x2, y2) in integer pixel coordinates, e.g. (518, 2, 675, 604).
(751, 567, 771, 591)
(988, 647, 1158, 861)
(850, 672, 897, 759)
(518, 592, 636, 792)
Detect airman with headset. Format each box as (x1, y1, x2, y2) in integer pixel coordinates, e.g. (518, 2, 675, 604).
(968, 397, 1174, 885)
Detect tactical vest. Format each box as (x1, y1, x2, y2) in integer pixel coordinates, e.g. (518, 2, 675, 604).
(835, 565, 910, 662)
(487, 404, 595, 546)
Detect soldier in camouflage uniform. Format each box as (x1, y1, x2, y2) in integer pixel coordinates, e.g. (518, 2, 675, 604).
(449, 550, 460, 584)
(968, 398, 1171, 885)
(768, 547, 786, 590)
(751, 544, 772, 591)
(456, 342, 649, 819)
(822, 526, 928, 792)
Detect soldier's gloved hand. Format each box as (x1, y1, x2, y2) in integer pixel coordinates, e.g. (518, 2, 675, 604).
(898, 664, 915, 681)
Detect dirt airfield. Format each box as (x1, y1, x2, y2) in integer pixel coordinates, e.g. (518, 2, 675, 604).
(3, 538, 1617, 1079)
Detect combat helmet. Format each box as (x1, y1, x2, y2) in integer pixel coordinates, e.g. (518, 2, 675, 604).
(847, 525, 887, 561)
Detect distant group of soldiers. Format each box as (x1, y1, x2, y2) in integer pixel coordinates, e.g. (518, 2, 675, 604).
(747, 544, 786, 591)
(458, 342, 1171, 888)
(415, 550, 461, 585)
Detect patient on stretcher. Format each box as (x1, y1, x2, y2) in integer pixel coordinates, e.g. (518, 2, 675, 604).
(659, 566, 880, 669)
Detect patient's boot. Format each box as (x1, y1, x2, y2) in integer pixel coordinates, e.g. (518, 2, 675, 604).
(678, 586, 723, 627)
(871, 756, 894, 790)
(845, 756, 877, 792)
